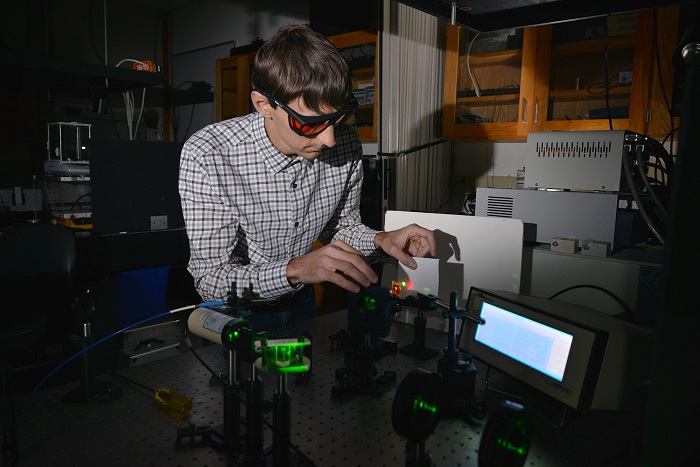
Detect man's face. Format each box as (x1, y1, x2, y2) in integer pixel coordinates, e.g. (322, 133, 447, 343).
(265, 96, 340, 160)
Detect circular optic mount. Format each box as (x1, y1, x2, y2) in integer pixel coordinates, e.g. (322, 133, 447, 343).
(478, 400, 532, 467)
(362, 294, 378, 312)
(391, 369, 444, 443)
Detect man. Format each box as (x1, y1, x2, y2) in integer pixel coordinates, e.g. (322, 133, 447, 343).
(179, 23, 436, 330)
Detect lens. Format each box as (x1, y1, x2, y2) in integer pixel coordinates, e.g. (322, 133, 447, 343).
(300, 121, 331, 136)
(298, 111, 354, 136)
(288, 116, 304, 133)
(289, 115, 332, 136)
(286, 104, 356, 136)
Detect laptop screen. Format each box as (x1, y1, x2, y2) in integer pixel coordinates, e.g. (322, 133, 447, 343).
(88, 139, 185, 235)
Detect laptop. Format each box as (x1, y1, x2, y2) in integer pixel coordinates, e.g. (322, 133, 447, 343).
(88, 139, 185, 235)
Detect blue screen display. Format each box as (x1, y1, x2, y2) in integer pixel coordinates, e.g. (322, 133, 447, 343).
(474, 301, 574, 382)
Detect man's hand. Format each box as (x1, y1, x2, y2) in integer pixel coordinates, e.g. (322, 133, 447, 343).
(374, 223, 437, 269)
(286, 240, 378, 293)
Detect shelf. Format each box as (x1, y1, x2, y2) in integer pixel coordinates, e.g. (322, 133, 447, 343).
(1, 50, 162, 94)
(549, 86, 631, 101)
(355, 126, 375, 140)
(551, 35, 636, 56)
(36, 174, 91, 183)
(109, 86, 214, 108)
(456, 94, 519, 105)
(352, 68, 375, 78)
(462, 49, 522, 66)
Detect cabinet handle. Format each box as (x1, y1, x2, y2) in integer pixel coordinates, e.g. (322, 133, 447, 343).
(534, 100, 539, 125)
(522, 98, 528, 124)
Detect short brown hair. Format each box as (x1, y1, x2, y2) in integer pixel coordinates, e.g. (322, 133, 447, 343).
(251, 23, 354, 113)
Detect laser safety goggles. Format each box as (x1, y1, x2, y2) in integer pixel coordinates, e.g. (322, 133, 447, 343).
(261, 91, 359, 136)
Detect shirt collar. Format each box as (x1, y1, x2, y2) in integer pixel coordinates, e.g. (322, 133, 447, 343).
(253, 113, 314, 174)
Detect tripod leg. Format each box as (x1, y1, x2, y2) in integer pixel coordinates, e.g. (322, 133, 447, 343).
(272, 376, 291, 467)
(243, 374, 265, 461)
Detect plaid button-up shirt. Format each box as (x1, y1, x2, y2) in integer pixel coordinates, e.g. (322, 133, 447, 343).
(179, 112, 380, 301)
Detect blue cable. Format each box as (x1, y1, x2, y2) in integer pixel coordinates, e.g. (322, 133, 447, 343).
(31, 301, 226, 395)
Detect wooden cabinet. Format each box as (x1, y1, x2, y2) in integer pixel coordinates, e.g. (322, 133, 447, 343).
(214, 30, 379, 143)
(443, 25, 534, 140)
(215, 49, 258, 122)
(327, 29, 379, 142)
(442, 5, 681, 141)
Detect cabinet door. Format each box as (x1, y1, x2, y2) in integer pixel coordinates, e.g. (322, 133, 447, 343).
(215, 52, 256, 122)
(442, 6, 680, 141)
(327, 29, 378, 142)
(542, 12, 640, 132)
(443, 24, 536, 141)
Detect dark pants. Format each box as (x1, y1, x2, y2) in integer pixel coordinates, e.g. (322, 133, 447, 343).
(232, 285, 316, 332)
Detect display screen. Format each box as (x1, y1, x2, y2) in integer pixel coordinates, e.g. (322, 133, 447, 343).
(474, 301, 574, 382)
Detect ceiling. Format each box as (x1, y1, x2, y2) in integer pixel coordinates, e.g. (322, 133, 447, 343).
(125, 0, 199, 12)
(129, 0, 690, 33)
(395, 0, 687, 32)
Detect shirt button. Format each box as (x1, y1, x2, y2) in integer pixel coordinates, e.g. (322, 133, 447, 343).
(292, 183, 297, 188)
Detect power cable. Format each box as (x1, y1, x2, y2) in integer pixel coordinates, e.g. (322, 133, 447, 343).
(547, 284, 637, 323)
(635, 146, 668, 222)
(467, 32, 482, 97)
(622, 146, 665, 245)
(31, 301, 224, 394)
(115, 59, 149, 140)
(32, 298, 318, 465)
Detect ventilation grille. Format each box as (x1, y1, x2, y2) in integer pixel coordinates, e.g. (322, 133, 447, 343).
(485, 195, 514, 218)
(534, 140, 614, 159)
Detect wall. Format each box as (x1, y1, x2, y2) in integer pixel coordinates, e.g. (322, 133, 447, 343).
(454, 140, 526, 187)
(168, 1, 310, 142)
(445, 140, 526, 213)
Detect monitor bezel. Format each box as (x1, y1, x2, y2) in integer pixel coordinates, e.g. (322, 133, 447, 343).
(459, 287, 608, 411)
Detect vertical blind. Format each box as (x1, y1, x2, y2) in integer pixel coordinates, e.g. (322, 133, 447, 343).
(380, 0, 453, 214)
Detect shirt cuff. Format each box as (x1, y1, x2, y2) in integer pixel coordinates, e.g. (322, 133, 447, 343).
(359, 229, 380, 255)
(260, 261, 302, 298)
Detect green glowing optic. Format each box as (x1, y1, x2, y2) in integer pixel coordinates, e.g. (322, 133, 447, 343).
(413, 396, 438, 416)
(227, 330, 239, 343)
(496, 437, 528, 457)
(496, 419, 529, 457)
(410, 395, 439, 434)
(363, 295, 377, 311)
(260, 341, 311, 374)
(401, 281, 407, 287)
(274, 364, 309, 374)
